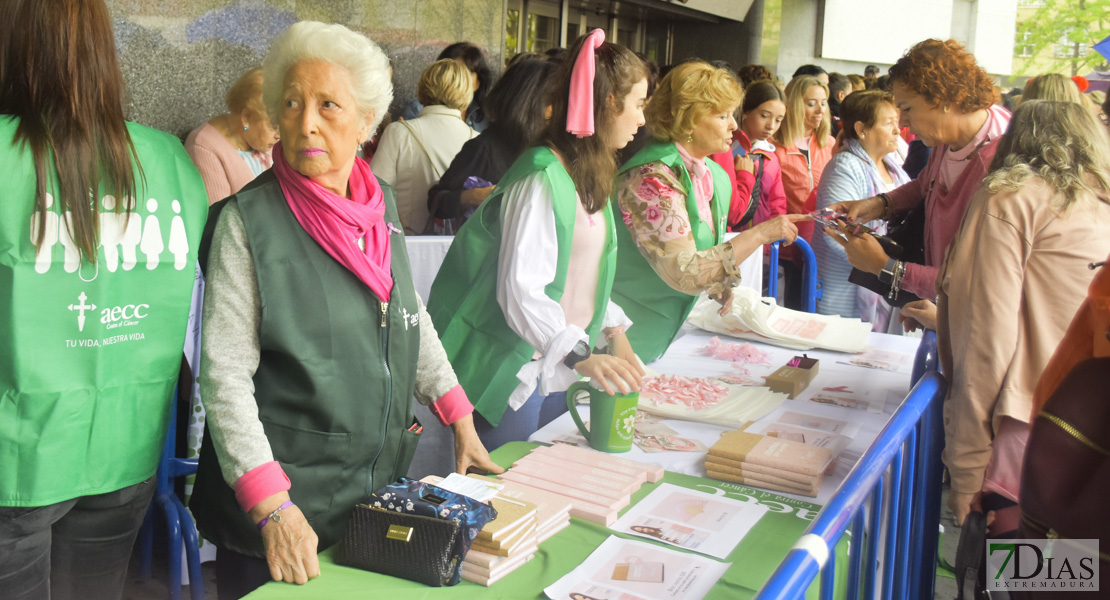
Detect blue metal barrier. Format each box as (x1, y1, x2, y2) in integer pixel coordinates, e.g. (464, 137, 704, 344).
(767, 238, 820, 313)
(138, 390, 204, 600)
(754, 332, 945, 600)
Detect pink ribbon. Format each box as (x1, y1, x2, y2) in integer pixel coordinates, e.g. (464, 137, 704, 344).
(566, 29, 606, 138)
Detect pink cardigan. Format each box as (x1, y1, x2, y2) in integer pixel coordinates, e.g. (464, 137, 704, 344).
(887, 105, 1010, 299)
(184, 123, 266, 205)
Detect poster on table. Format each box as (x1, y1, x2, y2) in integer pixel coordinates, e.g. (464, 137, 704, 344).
(609, 483, 768, 559)
(544, 536, 729, 600)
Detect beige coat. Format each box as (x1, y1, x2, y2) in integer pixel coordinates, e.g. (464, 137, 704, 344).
(937, 179, 1110, 495)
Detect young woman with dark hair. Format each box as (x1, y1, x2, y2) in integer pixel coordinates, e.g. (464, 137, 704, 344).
(428, 31, 649, 449)
(0, 0, 207, 596)
(426, 58, 558, 233)
(711, 79, 788, 231)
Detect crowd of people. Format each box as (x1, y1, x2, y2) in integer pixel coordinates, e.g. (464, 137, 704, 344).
(2, 0, 1108, 599)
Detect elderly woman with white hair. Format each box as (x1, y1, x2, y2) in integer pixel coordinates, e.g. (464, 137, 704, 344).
(189, 21, 501, 598)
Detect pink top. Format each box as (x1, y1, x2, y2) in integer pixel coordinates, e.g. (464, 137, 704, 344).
(887, 104, 1011, 299)
(184, 123, 270, 205)
(560, 197, 608, 331)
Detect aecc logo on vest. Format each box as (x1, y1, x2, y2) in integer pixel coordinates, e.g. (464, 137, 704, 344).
(67, 291, 149, 332)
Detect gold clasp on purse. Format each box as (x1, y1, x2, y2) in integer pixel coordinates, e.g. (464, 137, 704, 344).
(386, 524, 413, 542)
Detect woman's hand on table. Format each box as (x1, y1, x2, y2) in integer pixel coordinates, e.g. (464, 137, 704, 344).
(899, 300, 937, 332)
(605, 332, 646, 381)
(710, 287, 734, 316)
(828, 221, 889, 275)
(251, 493, 320, 585)
(574, 353, 643, 396)
(451, 414, 505, 475)
(826, 196, 884, 223)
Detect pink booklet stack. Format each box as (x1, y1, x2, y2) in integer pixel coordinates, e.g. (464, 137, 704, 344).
(501, 443, 663, 527)
(704, 430, 833, 497)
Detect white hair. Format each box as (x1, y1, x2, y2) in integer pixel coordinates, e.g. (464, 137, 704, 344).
(263, 21, 393, 139)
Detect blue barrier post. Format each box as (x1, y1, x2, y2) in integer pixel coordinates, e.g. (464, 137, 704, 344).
(767, 238, 819, 313)
(769, 241, 780, 301)
(910, 331, 944, 599)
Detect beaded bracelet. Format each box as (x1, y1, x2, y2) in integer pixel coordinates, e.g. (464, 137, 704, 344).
(877, 193, 893, 221)
(604, 327, 626, 342)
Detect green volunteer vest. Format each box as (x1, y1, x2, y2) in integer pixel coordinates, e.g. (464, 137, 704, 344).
(189, 172, 422, 556)
(0, 117, 207, 506)
(427, 146, 616, 426)
(611, 141, 730, 363)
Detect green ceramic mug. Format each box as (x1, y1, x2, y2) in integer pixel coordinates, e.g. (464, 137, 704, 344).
(565, 381, 639, 453)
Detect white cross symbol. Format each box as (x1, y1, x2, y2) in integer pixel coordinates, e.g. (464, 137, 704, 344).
(68, 292, 96, 332)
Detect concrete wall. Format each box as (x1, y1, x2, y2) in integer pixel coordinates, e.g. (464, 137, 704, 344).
(107, 0, 505, 139)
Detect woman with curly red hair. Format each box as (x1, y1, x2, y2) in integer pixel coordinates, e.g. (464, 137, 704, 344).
(827, 39, 1010, 316)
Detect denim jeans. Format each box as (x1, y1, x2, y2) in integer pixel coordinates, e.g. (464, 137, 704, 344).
(474, 388, 568, 451)
(0, 477, 155, 600)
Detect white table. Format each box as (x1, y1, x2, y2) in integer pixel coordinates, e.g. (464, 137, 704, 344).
(529, 326, 921, 505)
(404, 235, 454, 302)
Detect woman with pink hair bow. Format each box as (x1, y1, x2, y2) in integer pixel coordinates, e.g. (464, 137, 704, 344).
(428, 30, 649, 448)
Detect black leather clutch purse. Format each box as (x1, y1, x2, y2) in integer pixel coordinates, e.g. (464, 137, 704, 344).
(335, 504, 461, 587)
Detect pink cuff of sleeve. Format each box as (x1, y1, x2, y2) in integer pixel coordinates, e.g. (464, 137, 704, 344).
(430, 384, 474, 426)
(233, 461, 291, 513)
(902, 262, 939, 302)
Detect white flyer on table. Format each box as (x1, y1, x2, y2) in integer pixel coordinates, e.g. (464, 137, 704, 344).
(609, 483, 768, 559)
(544, 536, 729, 600)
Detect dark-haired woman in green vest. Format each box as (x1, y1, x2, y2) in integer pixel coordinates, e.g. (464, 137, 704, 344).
(188, 23, 502, 598)
(612, 61, 809, 364)
(428, 31, 648, 450)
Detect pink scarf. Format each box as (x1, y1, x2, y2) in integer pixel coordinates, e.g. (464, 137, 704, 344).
(566, 29, 606, 138)
(271, 141, 394, 301)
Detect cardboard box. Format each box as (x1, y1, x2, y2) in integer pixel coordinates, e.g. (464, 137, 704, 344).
(765, 356, 819, 398)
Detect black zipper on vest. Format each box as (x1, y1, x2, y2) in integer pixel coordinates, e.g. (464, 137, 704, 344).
(367, 299, 392, 497)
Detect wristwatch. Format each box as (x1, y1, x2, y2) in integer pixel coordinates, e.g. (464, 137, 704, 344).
(563, 339, 591, 370)
(878, 258, 898, 284)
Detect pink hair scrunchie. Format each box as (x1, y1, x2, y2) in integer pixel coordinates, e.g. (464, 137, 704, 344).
(566, 29, 606, 138)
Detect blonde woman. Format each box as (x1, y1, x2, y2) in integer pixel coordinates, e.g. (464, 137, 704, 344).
(933, 101, 1110, 529)
(771, 75, 835, 305)
(185, 67, 280, 204)
(371, 58, 477, 234)
(1020, 73, 1084, 105)
(611, 62, 805, 362)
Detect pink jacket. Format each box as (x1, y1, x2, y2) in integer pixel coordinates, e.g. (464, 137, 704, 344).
(712, 131, 787, 232)
(775, 134, 835, 252)
(888, 105, 1011, 299)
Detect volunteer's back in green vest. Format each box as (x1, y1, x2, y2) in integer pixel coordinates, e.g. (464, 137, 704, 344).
(190, 172, 423, 557)
(611, 141, 731, 364)
(0, 117, 207, 506)
(427, 146, 616, 427)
